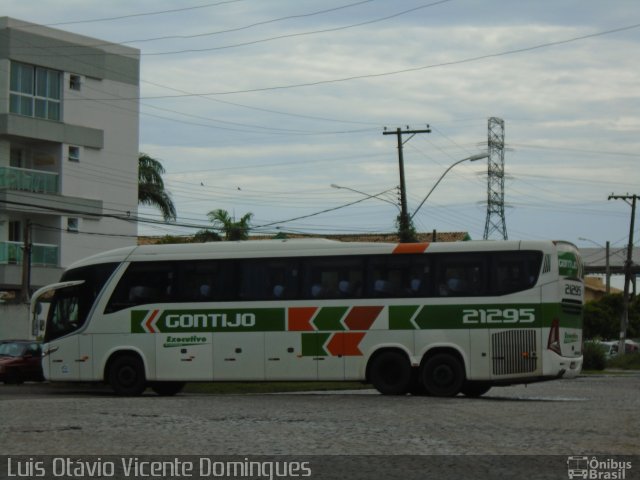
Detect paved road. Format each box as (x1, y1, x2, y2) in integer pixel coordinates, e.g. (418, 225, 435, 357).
(1, 375, 638, 479)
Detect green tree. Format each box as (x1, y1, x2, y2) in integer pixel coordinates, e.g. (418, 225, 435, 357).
(583, 298, 618, 339)
(207, 209, 253, 241)
(583, 293, 640, 340)
(138, 153, 176, 221)
(193, 229, 221, 243)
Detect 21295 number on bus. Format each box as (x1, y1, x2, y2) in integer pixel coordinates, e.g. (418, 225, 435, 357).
(462, 308, 536, 324)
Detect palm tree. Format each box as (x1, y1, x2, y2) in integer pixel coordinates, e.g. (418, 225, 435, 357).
(207, 209, 253, 240)
(138, 153, 176, 221)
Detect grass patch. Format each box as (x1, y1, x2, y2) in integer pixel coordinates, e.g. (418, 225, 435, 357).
(184, 381, 371, 394)
(606, 352, 640, 370)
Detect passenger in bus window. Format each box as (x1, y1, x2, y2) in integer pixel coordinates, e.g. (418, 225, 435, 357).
(273, 284, 285, 299)
(338, 280, 351, 297)
(199, 284, 212, 300)
(374, 279, 390, 296)
(408, 278, 421, 295)
(311, 283, 324, 298)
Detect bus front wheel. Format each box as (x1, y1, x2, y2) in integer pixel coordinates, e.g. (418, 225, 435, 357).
(368, 350, 412, 395)
(108, 354, 146, 396)
(421, 353, 465, 397)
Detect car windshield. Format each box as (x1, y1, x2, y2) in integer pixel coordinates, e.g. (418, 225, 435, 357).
(0, 343, 27, 357)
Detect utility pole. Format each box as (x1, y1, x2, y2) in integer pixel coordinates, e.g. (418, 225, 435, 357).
(605, 240, 610, 294)
(20, 220, 32, 304)
(608, 194, 637, 356)
(383, 126, 431, 242)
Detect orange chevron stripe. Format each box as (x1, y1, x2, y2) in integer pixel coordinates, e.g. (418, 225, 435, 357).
(288, 307, 317, 331)
(326, 332, 366, 356)
(145, 309, 159, 333)
(392, 242, 429, 254)
(344, 306, 383, 330)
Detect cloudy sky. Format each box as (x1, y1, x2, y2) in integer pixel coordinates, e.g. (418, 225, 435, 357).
(6, 1, 640, 251)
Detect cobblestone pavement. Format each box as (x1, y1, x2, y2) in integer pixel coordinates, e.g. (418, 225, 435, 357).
(1, 375, 638, 456)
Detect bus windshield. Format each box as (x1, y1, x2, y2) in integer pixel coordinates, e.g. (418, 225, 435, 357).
(40, 263, 119, 342)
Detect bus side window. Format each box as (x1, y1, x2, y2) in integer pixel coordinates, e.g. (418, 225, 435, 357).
(303, 257, 364, 299)
(492, 251, 542, 295)
(367, 255, 430, 298)
(436, 254, 486, 297)
(239, 259, 299, 301)
(105, 262, 175, 312)
(175, 260, 237, 302)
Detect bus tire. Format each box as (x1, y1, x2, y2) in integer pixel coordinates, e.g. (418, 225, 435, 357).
(460, 381, 491, 398)
(421, 353, 465, 397)
(150, 382, 186, 396)
(108, 354, 146, 396)
(368, 350, 411, 395)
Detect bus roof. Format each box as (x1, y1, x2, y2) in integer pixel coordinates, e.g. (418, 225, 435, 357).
(65, 239, 564, 270)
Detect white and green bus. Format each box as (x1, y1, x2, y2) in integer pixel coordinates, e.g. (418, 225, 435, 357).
(31, 239, 584, 397)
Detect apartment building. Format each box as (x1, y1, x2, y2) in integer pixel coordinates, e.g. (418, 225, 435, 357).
(0, 17, 140, 293)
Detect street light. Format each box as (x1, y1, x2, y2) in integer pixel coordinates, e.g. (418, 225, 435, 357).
(578, 237, 603, 248)
(330, 184, 399, 209)
(410, 153, 489, 220)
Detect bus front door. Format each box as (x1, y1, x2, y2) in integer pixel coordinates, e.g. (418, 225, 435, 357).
(47, 334, 94, 381)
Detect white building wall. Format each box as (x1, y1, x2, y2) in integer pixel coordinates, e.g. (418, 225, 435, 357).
(1, 17, 140, 285)
(58, 74, 139, 267)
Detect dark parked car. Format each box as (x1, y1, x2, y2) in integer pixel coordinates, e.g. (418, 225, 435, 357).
(0, 340, 44, 384)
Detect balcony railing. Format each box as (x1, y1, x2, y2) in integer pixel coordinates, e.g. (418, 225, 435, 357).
(0, 166, 59, 194)
(0, 241, 59, 267)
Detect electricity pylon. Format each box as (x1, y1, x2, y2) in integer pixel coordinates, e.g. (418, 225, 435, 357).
(483, 117, 508, 240)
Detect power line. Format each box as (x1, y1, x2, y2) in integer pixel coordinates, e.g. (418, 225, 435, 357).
(34, 0, 248, 26)
(140, 1, 452, 56)
(123, 0, 375, 45)
(58, 22, 640, 99)
(15, 1, 451, 57)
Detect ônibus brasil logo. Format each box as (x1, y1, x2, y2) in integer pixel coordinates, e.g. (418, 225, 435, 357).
(567, 456, 632, 479)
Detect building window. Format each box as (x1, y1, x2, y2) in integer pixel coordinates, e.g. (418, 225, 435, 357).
(10, 148, 24, 168)
(69, 74, 81, 91)
(10, 61, 61, 121)
(9, 221, 22, 242)
(68, 146, 80, 162)
(67, 217, 79, 232)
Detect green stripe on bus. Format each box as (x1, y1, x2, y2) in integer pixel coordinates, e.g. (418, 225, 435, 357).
(131, 308, 285, 333)
(130, 302, 581, 333)
(414, 304, 542, 329)
(541, 304, 583, 329)
(312, 306, 348, 331)
(301, 332, 331, 356)
(389, 305, 420, 330)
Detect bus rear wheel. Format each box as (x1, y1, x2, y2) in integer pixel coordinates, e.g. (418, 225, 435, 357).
(369, 350, 411, 395)
(421, 353, 464, 397)
(150, 382, 186, 396)
(108, 354, 146, 396)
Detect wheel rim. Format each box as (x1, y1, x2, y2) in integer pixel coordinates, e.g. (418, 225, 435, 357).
(423, 354, 464, 396)
(432, 364, 454, 387)
(117, 366, 138, 387)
